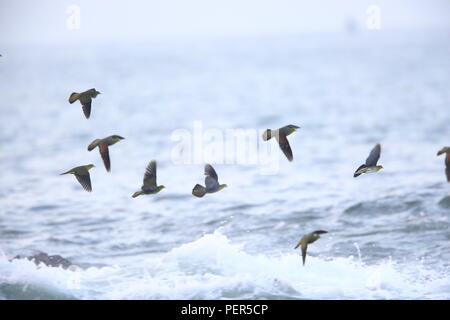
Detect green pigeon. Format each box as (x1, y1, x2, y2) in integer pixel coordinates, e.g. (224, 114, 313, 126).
(88, 135, 125, 172)
(132, 160, 165, 198)
(294, 230, 328, 266)
(68, 88, 101, 119)
(192, 164, 227, 197)
(60, 164, 95, 192)
(353, 144, 383, 177)
(262, 125, 300, 161)
(437, 146, 450, 182)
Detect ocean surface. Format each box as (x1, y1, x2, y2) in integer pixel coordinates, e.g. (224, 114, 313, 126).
(0, 31, 449, 300)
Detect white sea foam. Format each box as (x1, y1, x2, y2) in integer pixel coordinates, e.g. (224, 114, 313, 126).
(1, 230, 448, 300)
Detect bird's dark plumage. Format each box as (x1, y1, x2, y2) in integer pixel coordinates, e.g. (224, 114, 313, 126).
(68, 88, 100, 119)
(262, 125, 299, 162)
(294, 230, 327, 266)
(88, 135, 124, 172)
(353, 144, 383, 177)
(99, 144, 110, 172)
(81, 100, 92, 119)
(132, 160, 165, 198)
(74, 172, 92, 192)
(365, 143, 381, 166)
(278, 135, 293, 161)
(192, 184, 207, 197)
(437, 147, 450, 182)
(60, 165, 94, 192)
(192, 164, 227, 197)
(143, 160, 158, 190)
(204, 164, 220, 191)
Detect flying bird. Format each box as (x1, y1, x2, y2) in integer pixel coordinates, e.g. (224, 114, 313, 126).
(68, 88, 101, 119)
(294, 230, 328, 266)
(60, 164, 95, 192)
(192, 164, 228, 197)
(353, 144, 383, 177)
(88, 135, 125, 172)
(132, 160, 165, 198)
(262, 125, 300, 161)
(437, 146, 450, 182)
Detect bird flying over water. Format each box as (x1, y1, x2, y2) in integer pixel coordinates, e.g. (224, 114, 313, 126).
(60, 164, 95, 192)
(437, 146, 450, 182)
(353, 144, 383, 177)
(192, 164, 228, 197)
(68, 88, 101, 119)
(262, 125, 300, 161)
(88, 135, 124, 172)
(294, 230, 328, 266)
(132, 160, 165, 198)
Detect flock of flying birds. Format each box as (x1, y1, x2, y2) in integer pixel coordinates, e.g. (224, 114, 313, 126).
(61, 88, 450, 266)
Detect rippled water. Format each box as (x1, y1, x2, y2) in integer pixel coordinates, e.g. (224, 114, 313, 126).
(0, 31, 449, 299)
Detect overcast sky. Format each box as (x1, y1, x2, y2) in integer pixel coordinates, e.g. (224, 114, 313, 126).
(1, 0, 449, 44)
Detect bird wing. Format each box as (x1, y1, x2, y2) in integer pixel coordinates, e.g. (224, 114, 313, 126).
(446, 166, 450, 182)
(278, 135, 293, 161)
(205, 176, 219, 190)
(74, 171, 92, 192)
(204, 164, 219, 190)
(301, 243, 308, 266)
(204, 164, 218, 180)
(99, 144, 111, 172)
(79, 95, 92, 119)
(143, 161, 157, 188)
(365, 144, 381, 166)
(294, 239, 302, 249)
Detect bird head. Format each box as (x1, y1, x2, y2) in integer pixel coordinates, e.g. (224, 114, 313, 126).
(262, 129, 272, 141)
(375, 165, 383, 171)
(219, 184, 228, 190)
(312, 230, 328, 240)
(286, 125, 300, 136)
(437, 147, 450, 156)
(111, 135, 125, 143)
(86, 164, 95, 170)
(93, 89, 101, 97)
(157, 185, 166, 192)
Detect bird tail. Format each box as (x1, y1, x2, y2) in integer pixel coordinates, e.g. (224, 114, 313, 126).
(262, 129, 272, 141)
(294, 241, 301, 249)
(192, 184, 206, 197)
(353, 164, 366, 178)
(87, 139, 101, 151)
(132, 191, 144, 198)
(60, 170, 72, 175)
(68, 92, 79, 104)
